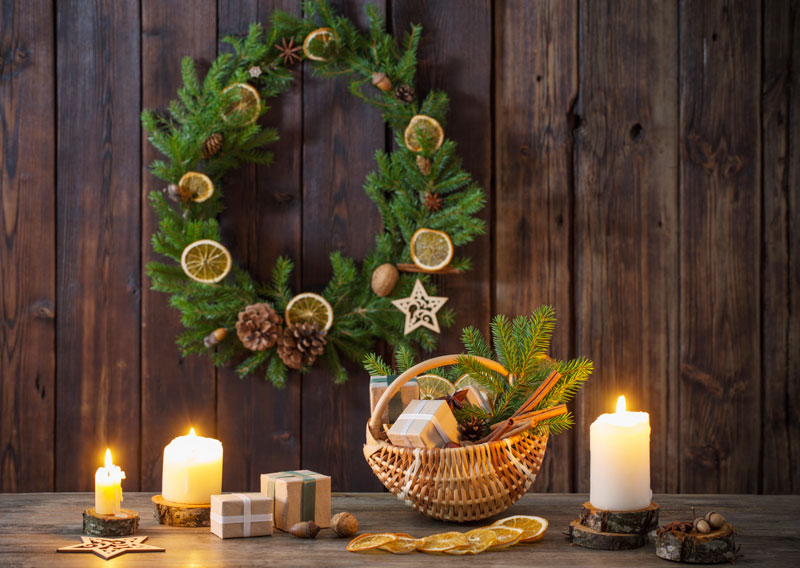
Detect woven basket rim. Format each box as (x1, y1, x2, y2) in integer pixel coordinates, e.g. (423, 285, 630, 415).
(365, 429, 549, 454)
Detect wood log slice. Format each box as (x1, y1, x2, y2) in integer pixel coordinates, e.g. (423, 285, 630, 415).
(82, 508, 139, 536)
(569, 520, 646, 550)
(151, 495, 210, 527)
(654, 523, 737, 564)
(579, 501, 660, 534)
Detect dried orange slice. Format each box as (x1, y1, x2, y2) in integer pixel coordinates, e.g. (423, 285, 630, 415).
(417, 531, 468, 553)
(378, 533, 424, 554)
(404, 114, 444, 153)
(346, 533, 397, 552)
(410, 228, 454, 272)
(284, 292, 334, 332)
(485, 525, 524, 549)
(221, 83, 261, 126)
(180, 239, 232, 284)
(178, 172, 214, 203)
(302, 27, 335, 61)
(445, 528, 497, 555)
(491, 515, 548, 543)
(416, 374, 455, 400)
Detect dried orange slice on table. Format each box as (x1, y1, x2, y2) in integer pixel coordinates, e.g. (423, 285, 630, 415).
(491, 515, 548, 543)
(178, 171, 214, 203)
(378, 533, 424, 554)
(221, 83, 261, 126)
(404, 114, 444, 153)
(417, 531, 468, 553)
(303, 27, 336, 61)
(485, 525, 524, 549)
(410, 228, 454, 271)
(416, 374, 455, 400)
(445, 528, 497, 555)
(347, 533, 397, 553)
(285, 292, 334, 332)
(180, 239, 232, 284)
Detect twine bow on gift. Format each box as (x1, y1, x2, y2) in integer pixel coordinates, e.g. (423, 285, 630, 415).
(263, 471, 317, 522)
(210, 493, 273, 537)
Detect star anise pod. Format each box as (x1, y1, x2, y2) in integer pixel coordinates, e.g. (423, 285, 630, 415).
(657, 520, 694, 535)
(437, 389, 469, 412)
(423, 191, 443, 212)
(275, 37, 302, 66)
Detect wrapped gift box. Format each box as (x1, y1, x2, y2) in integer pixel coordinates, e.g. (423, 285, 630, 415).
(458, 385, 492, 412)
(210, 493, 273, 539)
(369, 374, 419, 424)
(387, 399, 460, 448)
(260, 470, 331, 531)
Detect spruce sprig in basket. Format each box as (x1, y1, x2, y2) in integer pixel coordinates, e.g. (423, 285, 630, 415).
(363, 306, 592, 522)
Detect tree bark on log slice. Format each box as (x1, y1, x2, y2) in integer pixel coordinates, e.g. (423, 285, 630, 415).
(82, 508, 139, 536)
(151, 495, 210, 527)
(654, 523, 736, 564)
(569, 520, 646, 550)
(579, 501, 660, 534)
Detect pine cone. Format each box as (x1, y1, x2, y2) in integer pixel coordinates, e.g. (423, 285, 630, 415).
(395, 84, 414, 103)
(202, 132, 223, 159)
(458, 416, 488, 443)
(236, 303, 282, 351)
(277, 322, 327, 369)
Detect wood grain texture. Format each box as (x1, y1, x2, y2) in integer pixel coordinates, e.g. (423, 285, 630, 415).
(2, 492, 800, 566)
(392, 0, 493, 355)
(140, 0, 217, 491)
(574, 0, 679, 494)
(55, 0, 141, 491)
(300, 0, 385, 492)
(494, 0, 577, 493)
(215, 0, 303, 492)
(0, 0, 56, 492)
(679, 0, 761, 493)
(761, 0, 800, 494)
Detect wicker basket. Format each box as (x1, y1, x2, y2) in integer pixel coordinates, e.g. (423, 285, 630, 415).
(364, 354, 548, 522)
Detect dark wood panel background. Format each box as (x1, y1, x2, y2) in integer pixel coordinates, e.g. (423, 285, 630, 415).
(1, 0, 797, 494)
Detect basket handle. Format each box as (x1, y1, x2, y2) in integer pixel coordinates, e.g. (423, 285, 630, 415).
(368, 354, 508, 432)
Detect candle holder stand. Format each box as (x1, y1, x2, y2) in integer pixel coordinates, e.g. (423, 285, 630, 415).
(82, 508, 139, 537)
(151, 495, 211, 527)
(569, 501, 660, 550)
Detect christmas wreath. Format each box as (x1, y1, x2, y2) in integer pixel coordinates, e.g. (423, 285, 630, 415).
(142, 1, 486, 386)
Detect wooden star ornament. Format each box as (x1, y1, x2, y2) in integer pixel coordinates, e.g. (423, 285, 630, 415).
(391, 278, 448, 334)
(58, 536, 165, 560)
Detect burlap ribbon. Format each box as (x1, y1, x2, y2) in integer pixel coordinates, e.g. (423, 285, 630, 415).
(263, 471, 316, 521)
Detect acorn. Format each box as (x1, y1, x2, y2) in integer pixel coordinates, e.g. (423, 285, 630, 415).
(694, 519, 711, 534)
(203, 327, 227, 348)
(288, 520, 320, 538)
(705, 511, 726, 530)
(371, 263, 399, 297)
(331, 512, 358, 537)
(371, 71, 392, 92)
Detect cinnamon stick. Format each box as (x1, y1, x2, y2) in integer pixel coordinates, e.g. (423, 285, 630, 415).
(496, 404, 569, 441)
(477, 418, 515, 444)
(512, 370, 562, 417)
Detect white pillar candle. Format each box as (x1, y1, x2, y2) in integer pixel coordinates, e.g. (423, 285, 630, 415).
(590, 396, 652, 511)
(162, 428, 223, 504)
(95, 449, 125, 515)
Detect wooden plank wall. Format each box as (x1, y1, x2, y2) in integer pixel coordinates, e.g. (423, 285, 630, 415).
(1, 0, 797, 494)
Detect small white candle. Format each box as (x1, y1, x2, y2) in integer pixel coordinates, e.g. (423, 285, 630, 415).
(590, 395, 652, 511)
(162, 428, 223, 504)
(94, 449, 125, 515)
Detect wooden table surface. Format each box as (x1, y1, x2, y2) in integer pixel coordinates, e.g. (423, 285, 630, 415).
(0, 493, 798, 566)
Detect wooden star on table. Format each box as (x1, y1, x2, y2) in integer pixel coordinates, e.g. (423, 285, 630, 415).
(391, 278, 448, 335)
(58, 536, 165, 560)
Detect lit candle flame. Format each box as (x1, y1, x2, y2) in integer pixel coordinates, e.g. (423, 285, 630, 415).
(616, 395, 626, 413)
(104, 448, 112, 469)
(189, 427, 196, 437)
